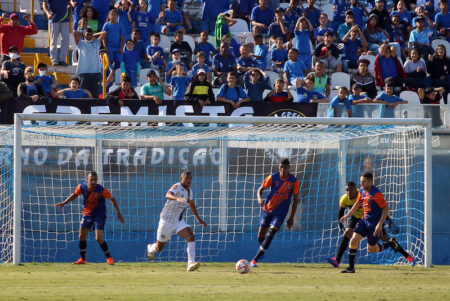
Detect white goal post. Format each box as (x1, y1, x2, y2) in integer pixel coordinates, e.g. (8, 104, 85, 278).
(9, 114, 432, 267)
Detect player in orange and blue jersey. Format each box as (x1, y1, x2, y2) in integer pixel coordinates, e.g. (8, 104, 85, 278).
(250, 158, 300, 267)
(54, 171, 124, 265)
(339, 172, 412, 273)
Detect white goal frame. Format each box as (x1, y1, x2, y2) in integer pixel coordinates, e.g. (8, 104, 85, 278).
(12, 114, 433, 267)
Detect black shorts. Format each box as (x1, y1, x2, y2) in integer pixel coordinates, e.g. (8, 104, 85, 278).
(347, 215, 360, 229)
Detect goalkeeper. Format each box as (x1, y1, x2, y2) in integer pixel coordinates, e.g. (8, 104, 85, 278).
(327, 181, 413, 269)
(53, 171, 124, 265)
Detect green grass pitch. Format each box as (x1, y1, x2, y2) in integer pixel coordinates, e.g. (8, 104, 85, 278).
(0, 263, 449, 300)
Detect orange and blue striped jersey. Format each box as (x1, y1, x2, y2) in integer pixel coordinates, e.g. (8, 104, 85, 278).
(357, 185, 387, 224)
(74, 182, 111, 217)
(262, 172, 300, 215)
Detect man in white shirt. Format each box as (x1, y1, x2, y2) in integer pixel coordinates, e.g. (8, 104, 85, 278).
(147, 171, 208, 271)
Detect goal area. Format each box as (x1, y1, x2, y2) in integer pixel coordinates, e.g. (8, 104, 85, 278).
(1, 114, 432, 267)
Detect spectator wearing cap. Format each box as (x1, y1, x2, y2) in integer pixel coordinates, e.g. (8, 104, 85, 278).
(107, 75, 139, 106)
(250, 0, 275, 35)
(74, 28, 105, 98)
(217, 71, 250, 108)
(243, 67, 271, 102)
(212, 42, 238, 87)
(418, 86, 445, 128)
(17, 67, 47, 102)
(43, 0, 71, 66)
(369, 0, 390, 30)
(264, 78, 293, 102)
(185, 68, 215, 106)
(268, 7, 289, 45)
(0, 13, 37, 59)
(165, 49, 188, 83)
(409, 16, 435, 58)
(1, 46, 26, 96)
(435, 0, 450, 39)
(337, 11, 355, 42)
(140, 69, 172, 104)
(170, 31, 193, 69)
(57, 76, 93, 98)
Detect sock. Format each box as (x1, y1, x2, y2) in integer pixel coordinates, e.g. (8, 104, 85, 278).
(254, 228, 277, 262)
(148, 243, 157, 253)
(187, 241, 195, 264)
(79, 240, 87, 260)
(336, 236, 350, 263)
(348, 248, 357, 270)
(100, 241, 111, 258)
(397, 244, 409, 258)
(377, 243, 385, 252)
(382, 240, 394, 250)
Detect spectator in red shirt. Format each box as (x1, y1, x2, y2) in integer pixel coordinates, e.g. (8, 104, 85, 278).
(0, 13, 38, 59)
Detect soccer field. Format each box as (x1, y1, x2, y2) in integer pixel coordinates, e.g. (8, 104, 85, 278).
(0, 263, 449, 300)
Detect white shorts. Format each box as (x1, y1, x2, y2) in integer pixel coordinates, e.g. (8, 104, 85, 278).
(156, 218, 190, 242)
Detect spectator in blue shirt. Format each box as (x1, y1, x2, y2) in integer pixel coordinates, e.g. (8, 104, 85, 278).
(121, 39, 141, 87)
(271, 37, 288, 72)
(194, 31, 216, 66)
(147, 33, 165, 71)
(135, 0, 153, 45)
(251, 0, 275, 34)
(314, 14, 334, 44)
(283, 48, 307, 86)
(295, 74, 328, 103)
(294, 16, 314, 69)
(284, 0, 303, 36)
(268, 7, 289, 45)
(342, 26, 368, 72)
(412, 6, 433, 29)
(102, 9, 125, 76)
(35, 63, 57, 98)
(146, 0, 165, 33)
(350, 0, 369, 27)
(252, 33, 269, 70)
(170, 64, 189, 100)
(43, 0, 70, 66)
(388, 14, 408, 59)
(236, 0, 257, 21)
(217, 71, 250, 108)
(332, 0, 350, 31)
(435, 0, 450, 39)
(165, 49, 188, 83)
(328, 86, 352, 117)
(390, 0, 412, 26)
(72, 0, 90, 31)
(192, 51, 212, 81)
(237, 44, 259, 83)
(374, 80, 407, 118)
(57, 76, 93, 99)
(337, 11, 355, 42)
(409, 16, 435, 58)
(117, 0, 135, 41)
(349, 83, 372, 117)
(92, 0, 111, 28)
(304, 0, 321, 27)
(201, 0, 227, 34)
(162, 0, 186, 34)
(243, 67, 271, 101)
(213, 42, 237, 87)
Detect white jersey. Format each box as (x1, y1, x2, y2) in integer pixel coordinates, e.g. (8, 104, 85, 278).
(160, 182, 193, 223)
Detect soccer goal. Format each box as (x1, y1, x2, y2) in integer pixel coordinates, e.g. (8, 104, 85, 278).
(1, 114, 432, 267)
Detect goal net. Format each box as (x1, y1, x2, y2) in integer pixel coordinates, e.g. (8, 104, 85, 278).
(1, 115, 431, 266)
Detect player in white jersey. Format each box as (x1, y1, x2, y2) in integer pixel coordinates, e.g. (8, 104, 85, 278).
(146, 171, 208, 271)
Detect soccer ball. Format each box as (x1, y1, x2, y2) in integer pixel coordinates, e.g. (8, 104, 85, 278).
(235, 259, 250, 274)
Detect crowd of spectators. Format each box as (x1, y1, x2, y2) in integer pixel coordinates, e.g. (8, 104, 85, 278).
(0, 0, 449, 126)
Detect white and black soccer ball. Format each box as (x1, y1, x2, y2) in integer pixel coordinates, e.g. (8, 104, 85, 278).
(235, 259, 250, 274)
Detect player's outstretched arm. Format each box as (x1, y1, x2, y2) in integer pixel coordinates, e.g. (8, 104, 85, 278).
(286, 193, 300, 230)
(109, 197, 125, 224)
(53, 193, 78, 209)
(340, 202, 362, 223)
(257, 185, 266, 206)
(188, 200, 208, 227)
(165, 191, 188, 204)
